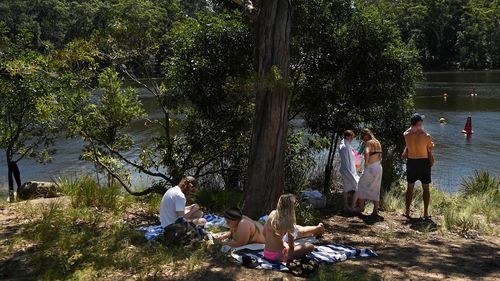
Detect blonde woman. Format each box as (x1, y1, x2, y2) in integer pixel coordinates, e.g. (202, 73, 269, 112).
(263, 194, 314, 262)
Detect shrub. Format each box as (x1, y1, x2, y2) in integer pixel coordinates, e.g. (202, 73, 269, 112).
(191, 189, 243, 213)
(58, 176, 121, 210)
(296, 199, 321, 226)
(460, 170, 499, 197)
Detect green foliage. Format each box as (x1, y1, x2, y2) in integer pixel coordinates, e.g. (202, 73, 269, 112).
(70, 68, 146, 187)
(4, 200, 178, 280)
(59, 176, 121, 210)
(295, 199, 322, 226)
(382, 175, 499, 236)
(358, 0, 500, 69)
(0, 0, 182, 75)
(292, 0, 422, 190)
(191, 189, 243, 213)
(285, 130, 328, 193)
(0, 24, 65, 197)
(460, 170, 500, 197)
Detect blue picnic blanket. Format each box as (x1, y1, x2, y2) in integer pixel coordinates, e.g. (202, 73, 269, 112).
(136, 214, 227, 240)
(231, 243, 377, 271)
(204, 214, 227, 228)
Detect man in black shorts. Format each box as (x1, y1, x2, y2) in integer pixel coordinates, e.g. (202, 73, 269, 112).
(402, 113, 434, 219)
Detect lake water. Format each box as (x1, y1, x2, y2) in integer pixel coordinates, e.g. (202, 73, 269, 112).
(414, 71, 500, 192)
(1, 71, 499, 197)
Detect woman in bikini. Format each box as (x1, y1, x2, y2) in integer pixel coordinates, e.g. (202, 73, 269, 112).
(263, 194, 314, 263)
(216, 206, 325, 248)
(351, 128, 383, 218)
(215, 207, 265, 247)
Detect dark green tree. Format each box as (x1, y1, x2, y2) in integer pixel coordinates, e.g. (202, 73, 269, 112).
(292, 0, 422, 193)
(0, 25, 64, 201)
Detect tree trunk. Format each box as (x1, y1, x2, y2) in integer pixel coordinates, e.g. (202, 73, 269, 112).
(323, 132, 336, 194)
(6, 150, 14, 202)
(243, 0, 292, 219)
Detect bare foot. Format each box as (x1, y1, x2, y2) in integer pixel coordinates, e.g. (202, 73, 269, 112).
(316, 223, 325, 236)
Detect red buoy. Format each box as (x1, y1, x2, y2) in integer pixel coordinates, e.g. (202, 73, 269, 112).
(462, 114, 474, 134)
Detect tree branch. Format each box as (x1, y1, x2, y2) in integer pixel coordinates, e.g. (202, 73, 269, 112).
(87, 133, 172, 182)
(88, 139, 155, 196)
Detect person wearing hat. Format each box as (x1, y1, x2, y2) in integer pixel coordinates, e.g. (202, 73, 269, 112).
(402, 113, 435, 219)
(159, 176, 206, 227)
(215, 207, 265, 247)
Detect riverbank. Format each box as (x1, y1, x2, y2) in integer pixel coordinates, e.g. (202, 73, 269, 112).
(0, 176, 498, 280)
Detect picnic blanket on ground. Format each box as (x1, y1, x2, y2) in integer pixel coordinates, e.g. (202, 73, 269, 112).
(204, 214, 227, 228)
(230, 243, 377, 271)
(136, 214, 226, 240)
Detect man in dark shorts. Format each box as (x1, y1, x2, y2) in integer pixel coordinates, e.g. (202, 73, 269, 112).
(402, 113, 434, 219)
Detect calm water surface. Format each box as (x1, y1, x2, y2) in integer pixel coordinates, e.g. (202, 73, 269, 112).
(414, 71, 500, 192)
(1, 71, 499, 197)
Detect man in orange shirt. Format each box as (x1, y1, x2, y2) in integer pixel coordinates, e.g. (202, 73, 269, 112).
(402, 113, 434, 219)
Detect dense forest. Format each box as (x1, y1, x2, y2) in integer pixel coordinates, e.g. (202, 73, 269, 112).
(1, 0, 498, 71)
(360, 0, 500, 70)
(0, 0, 498, 211)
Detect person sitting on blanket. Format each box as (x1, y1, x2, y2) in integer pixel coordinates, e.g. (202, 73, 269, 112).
(216, 207, 325, 248)
(263, 194, 314, 263)
(159, 176, 206, 228)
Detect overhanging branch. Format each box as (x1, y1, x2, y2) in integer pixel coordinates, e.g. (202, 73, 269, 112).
(88, 139, 155, 196)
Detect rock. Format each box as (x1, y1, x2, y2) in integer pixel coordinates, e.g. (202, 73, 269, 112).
(18, 181, 62, 200)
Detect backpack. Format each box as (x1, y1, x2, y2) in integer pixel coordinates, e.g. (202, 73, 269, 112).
(161, 219, 206, 246)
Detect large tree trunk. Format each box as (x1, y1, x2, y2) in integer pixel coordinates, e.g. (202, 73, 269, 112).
(323, 133, 340, 195)
(243, 0, 292, 219)
(6, 150, 14, 202)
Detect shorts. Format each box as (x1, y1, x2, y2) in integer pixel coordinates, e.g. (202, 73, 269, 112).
(407, 158, 431, 184)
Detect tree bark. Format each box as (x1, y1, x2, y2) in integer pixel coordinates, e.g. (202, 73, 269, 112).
(6, 150, 14, 202)
(323, 132, 336, 194)
(243, 0, 292, 219)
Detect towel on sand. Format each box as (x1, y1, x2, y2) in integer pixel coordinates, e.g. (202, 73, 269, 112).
(230, 243, 377, 271)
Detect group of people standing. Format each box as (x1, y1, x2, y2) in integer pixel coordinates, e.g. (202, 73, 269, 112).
(158, 113, 434, 263)
(339, 113, 434, 220)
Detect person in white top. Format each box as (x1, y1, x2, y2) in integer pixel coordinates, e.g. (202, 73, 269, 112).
(159, 176, 206, 227)
(339, 130, 360, 212)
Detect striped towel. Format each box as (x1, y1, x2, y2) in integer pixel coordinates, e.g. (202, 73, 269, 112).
(204, 214, 227, 228)
(231, 243, 377, 271)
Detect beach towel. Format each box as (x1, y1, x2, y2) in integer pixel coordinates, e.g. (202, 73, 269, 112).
(358, 161, 383, 201)
(204, 214, 227, 228)
(230, 243, 377, 271)
(137, 214, 225, 240)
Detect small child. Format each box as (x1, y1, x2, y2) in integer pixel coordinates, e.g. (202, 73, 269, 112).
(263, 194, 314, 262)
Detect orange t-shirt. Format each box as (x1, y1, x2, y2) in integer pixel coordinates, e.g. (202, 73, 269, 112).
(404, 129, 434, 159)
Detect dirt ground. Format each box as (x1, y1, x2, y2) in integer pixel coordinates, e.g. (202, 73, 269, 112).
(1, 198, 499, 281)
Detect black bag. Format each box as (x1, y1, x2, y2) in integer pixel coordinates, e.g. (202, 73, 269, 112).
(286, 257, 319, 277)
(161, 219, 204, 246)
